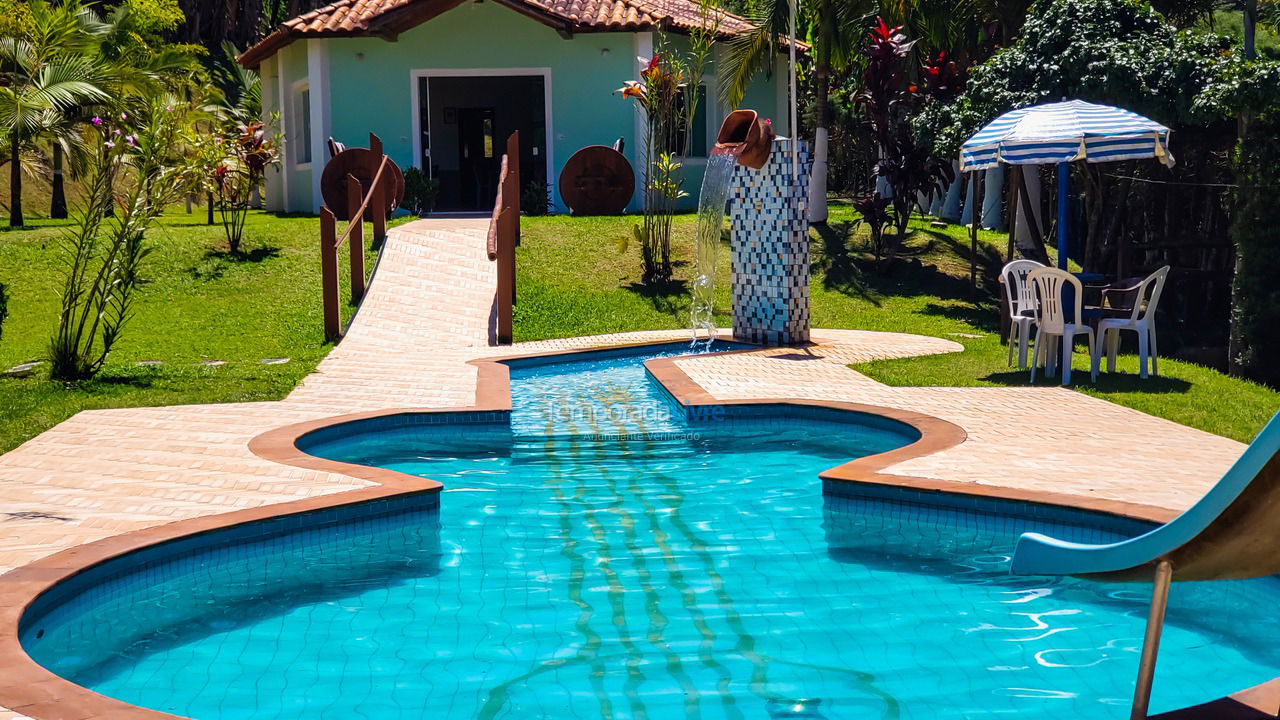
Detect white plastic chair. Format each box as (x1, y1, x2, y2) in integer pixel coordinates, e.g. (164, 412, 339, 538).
(1028, 267, 1098, 385)
(1095, 265, 1170, 379)
(1002, 259, 1044, 369)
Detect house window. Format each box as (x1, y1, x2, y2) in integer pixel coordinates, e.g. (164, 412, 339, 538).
(676, 84, 709, 157)
(293, 84, 312, 166)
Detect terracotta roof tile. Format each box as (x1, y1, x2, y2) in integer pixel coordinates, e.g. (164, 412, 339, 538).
(239, 0, 796, 66)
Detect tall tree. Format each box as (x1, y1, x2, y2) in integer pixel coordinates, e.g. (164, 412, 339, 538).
(720, 0, 869, 224)
(720, 0, 1029, 224)
(0, 1, 108, 226)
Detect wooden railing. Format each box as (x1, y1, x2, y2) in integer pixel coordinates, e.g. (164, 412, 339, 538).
(319, 134, 392, 342)
(489, 131, 520, 345)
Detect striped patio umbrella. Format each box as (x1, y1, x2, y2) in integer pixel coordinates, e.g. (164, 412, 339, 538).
(959, 99, 1174, 268)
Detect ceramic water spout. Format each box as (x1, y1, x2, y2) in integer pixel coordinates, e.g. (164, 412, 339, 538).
(713, 110, 775, 169)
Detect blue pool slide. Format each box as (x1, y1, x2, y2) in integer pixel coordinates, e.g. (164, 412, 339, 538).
(1011, 409, 1280, 582)
(1012, 409, 1280, 719)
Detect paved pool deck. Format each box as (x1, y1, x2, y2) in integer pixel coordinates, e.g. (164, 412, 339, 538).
(0, 218, 1255, 719)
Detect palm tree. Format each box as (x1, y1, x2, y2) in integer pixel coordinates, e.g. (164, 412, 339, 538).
(721, 0, 870, 224)
(0, 0, 106, 226)
(211, 41, 263, 124)
(721, 0, 1030, 223)
(44, 109, 95, 218)
(0, 45, 107, 226)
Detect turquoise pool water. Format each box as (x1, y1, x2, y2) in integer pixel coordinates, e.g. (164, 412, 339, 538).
(21, 343, 1280, 719)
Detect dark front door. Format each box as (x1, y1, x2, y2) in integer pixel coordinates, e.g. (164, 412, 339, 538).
(422, 75, 547, 213)
(457, 108, 497, 210)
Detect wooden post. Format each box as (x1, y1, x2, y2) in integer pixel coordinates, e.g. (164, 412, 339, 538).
(347, 174, 365, 303)
(507, 131, 521, 247)
(496, 205, 515, 345)
(371, 177, 386, 247)
(320, 207, 341, 342)
(370, 133, 387, 246)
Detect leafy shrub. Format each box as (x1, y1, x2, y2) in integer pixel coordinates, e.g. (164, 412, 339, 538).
(198, 120, 281, 254)
(914, 0, 1280, 158)
(402, 166, 440, 216)
(521, 180, 551, 216)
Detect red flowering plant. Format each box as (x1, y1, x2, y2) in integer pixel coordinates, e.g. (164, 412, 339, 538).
(197, 118, 281, 254)
(616, 50, 693, 281)
(919, 51, 965, 103)
(615, 11, 715, 282)
(855, 19, 954, 267)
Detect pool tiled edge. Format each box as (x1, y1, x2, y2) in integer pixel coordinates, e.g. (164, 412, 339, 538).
(0, 338, 1274, 720)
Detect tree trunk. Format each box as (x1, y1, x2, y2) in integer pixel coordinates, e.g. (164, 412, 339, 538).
(806, 0, 833, 224)
(9, 138, 22, 227)
(208, 192, 215, 225)
(1229, 0, 1258, 375)
(1244, 0, 1257, 59)
(51, 142, 68, 219)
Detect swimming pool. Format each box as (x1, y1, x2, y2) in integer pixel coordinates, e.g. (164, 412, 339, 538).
(19, 342, 1280, 719)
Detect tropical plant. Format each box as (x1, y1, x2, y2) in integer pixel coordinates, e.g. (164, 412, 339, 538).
(618, 25, 714, 283)
(0, 0, 108, 227)
(851, 192, 891, 260)
(198, 118, 281, 253)
(209, 40, 261, 125)
(49, 96, 204, 381)
(719, 0, 1028, 224)
(720, 0, 863, 223)
(856, 19, 953, 261)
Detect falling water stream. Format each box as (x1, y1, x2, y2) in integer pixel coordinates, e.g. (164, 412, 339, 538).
(690, 146, 742, 349)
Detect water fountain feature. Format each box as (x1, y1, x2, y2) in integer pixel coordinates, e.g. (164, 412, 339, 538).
(690, 148, 739, 349)
(691, 111, 776, 349)
(691, 110, 813, 347)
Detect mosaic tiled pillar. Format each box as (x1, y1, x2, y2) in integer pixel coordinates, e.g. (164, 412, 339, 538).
(729, 137, 813, 346)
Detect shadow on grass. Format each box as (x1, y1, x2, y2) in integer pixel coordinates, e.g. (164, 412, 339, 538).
(914, 226, 1005, 283)
(811, 222, 879, 304)
(85, 373, 157, 389)
(920, 302, 1001, 333)
(981, 368, 1193, 394)
(188, 245, 283, 281)
(810, 223, 1000, 310)
(625, 277, 691, 317)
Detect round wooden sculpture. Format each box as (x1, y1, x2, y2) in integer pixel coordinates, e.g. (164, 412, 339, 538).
(559, 146, 635, 215)
(321, 147, 405, 221)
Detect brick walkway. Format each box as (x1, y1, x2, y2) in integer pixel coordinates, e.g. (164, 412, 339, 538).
(0, 218, 1251, 719)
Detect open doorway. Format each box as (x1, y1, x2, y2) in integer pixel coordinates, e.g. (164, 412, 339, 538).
(417, 74, 548, 212)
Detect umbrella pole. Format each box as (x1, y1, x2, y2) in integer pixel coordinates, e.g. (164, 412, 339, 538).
(1057, 161, 1069, 270)
(969, 170, 979, 288)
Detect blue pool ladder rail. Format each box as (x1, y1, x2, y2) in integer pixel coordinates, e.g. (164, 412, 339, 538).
(1010, 409, 1280, 719)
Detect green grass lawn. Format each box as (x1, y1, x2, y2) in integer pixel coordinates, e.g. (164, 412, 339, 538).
(0, 199, 1273, 453)
(516, 203, 1279, 443)
(0, 208, 382, 453)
